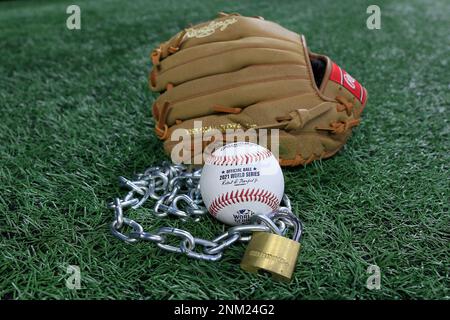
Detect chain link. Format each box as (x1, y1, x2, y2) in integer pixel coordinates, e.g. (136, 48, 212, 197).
(109, 161, 302, 261)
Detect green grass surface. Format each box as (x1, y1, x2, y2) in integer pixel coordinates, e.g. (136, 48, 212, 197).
(0, 0, 449, 299)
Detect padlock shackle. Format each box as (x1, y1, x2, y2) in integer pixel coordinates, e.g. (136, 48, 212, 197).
(249, 213, 283, 236)
(250, 209, 303, 242)
(271, 208, 303, 242)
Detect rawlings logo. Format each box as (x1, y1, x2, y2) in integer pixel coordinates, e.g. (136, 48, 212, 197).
(344, 73, 356, 89)
(185, 18, 237, 38)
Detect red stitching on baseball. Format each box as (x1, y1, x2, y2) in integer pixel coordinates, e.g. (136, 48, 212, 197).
(205, 149, 273, 166)
(208, 188, 280, 216)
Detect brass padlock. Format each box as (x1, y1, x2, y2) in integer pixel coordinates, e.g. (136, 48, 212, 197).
(240, 211, 303, 282)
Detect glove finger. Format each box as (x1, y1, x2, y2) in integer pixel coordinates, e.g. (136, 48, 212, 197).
(153, 64, 308, 126)
(155, 15, 300, 63)
(151, 36, 303, 91)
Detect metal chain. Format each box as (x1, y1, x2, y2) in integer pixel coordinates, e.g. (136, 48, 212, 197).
(109, 161, 302, 261)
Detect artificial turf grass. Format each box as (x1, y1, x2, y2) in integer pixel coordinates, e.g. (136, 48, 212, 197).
(0, 0, 448, 299)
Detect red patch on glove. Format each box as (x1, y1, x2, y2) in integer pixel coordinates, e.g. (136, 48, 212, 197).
(329, 62, 367, 106)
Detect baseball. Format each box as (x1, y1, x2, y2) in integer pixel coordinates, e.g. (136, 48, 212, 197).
(200, 142, 284, 226)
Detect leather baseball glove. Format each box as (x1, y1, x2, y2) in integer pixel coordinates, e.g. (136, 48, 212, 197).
(149, 12, 367, 166)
